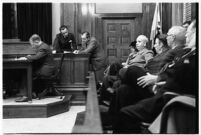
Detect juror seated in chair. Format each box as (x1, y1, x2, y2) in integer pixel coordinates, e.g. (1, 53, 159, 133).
(15, 34, 59, 102)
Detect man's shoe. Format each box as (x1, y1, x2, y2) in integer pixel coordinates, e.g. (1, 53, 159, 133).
(32, 92, 37, 99)
(38, 89, 48, 100)
(15, 96, 28, 102)
(53, 89, 63, 96)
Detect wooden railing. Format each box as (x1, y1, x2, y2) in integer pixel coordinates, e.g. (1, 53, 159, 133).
(3, 41, 35, 55)
(53, 53, 89, 88)
(72, 72, 103, 133)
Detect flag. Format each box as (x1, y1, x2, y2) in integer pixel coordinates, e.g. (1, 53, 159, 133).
(150, 3, 161, 47)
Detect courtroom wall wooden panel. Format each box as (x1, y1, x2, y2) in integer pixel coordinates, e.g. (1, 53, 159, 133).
(191, 3, 198, 20)
(95, 17, 104, 50)
(62, 3, 75, 34)
(141, 3, 155, 37)
(62, 3, 96, 45)
(172, 3, 183, 26)
(162, 3, 172, 34)
(61, 3, 161, 50)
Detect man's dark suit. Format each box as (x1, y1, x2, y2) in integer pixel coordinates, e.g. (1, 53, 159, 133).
(79, 37, 106, 82)
(108, 46, 184, 116)
(26, 42, 56, 78)
(113, 48, 197, 133)
(127, 48, 154, 68)
(79, 37, 106, 70)
(145, 48, 170, 75)
(53, 33, 76, 52)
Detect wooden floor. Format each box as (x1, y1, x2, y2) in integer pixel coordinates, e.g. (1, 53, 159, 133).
(3, 105, 86, 134)
(3, 96, 66, 105)
(3, 96, 72, 118)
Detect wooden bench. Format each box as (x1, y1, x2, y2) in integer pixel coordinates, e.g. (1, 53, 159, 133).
(72, 72, 103, 133)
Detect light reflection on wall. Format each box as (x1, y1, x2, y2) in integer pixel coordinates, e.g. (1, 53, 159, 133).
(81, 4, 88, 15)
(88, 4, 94, 15)
(81, 4, 94, 15)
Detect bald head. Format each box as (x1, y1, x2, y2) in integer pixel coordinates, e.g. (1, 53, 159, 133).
(167, 26, 186, 49)
(136, 35, 149, 51)
(137, 35, 148, 43)
(29, 34, 42, 47)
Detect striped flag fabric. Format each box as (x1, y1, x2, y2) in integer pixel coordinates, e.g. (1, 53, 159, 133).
(150, 3, 161, 47)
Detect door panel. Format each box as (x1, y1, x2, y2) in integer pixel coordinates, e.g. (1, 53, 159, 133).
(103, 19, 134, 64)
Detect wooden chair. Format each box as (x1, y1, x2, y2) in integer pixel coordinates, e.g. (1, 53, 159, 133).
(148, 95, 197, 134)
(140, 92, 179, 133)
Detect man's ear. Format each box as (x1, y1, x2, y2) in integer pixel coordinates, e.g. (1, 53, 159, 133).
(143, 42, 146, 47)
(36, 40, 41, 44)
(172, 34, 176, 41)
(159, 42, 163, 48)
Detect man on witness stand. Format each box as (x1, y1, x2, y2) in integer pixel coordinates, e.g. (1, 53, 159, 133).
(52, 25, 76, 53)
(74, 31, 106, 86)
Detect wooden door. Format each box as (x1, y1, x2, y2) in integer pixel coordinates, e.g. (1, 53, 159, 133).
(103, 19, 134, 64)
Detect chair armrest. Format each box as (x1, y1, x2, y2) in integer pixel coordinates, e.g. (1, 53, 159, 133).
(148, 95, 196, 134)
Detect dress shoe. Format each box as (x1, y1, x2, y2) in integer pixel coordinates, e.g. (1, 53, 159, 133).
(15, 96, 28, 102)
(38, 89, 48, 100)
(53, 89, 63, 96)
(32, 92, 37, 99)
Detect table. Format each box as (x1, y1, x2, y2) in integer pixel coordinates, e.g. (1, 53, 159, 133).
(3, 58, 33, 101)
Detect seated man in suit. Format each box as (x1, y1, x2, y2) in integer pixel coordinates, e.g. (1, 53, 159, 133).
(113, 20, 197, 133)
(105, 26, 187, 126)
(137, 25, 187, 89)
(110, 35, 154, 92)
(15, 34, 56, 102)
(123, 35, 154, 68)
(108, 33, 173, 115)
(100, 38, 153, 101)
(122, 41, 138, 67)
(99, 41, 137, 104)
(52, 25, 76, 53)
(117, 35, 154, 84)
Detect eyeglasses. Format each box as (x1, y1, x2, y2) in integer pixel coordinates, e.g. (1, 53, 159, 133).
(167, 34, 174, 37)
(167, 34, 176, 37)
(62, 32, 68, 35)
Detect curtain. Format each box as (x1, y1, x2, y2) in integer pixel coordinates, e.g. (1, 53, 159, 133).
(161, 3, 172, 34)
(191, 3, 198, 20)
(17, 3, 52, 44)
(183, 3, 191, 22)
(3, 3, 18, 39)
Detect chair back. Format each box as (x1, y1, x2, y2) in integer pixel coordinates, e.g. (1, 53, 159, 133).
(160, 96, 196, 133)
(149, 95, 196, 134)
(54, 53, 65, 80)
(58, 54, 65, 73)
